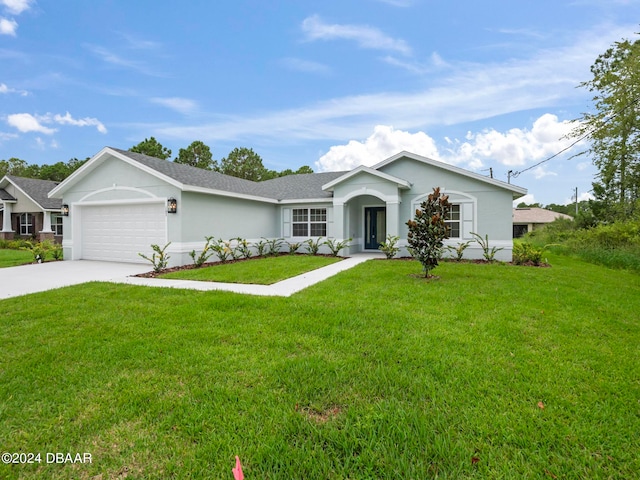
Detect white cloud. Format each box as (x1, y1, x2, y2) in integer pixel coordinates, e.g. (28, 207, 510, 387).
(450, 114, 580, 169)
(314, 114, 583, 178)
(1, 0, 33, 15)
(0, 17, 17, 36)
(53, 112, 107, 133)
(150, 97, 198, 115)
(0, 82, 28, 95)
(315, 125, 440, 171)
(280, 57, 331, 75)
(7, 113, 56, 134)
(301, 14, 411, 56)
(7, 111, 107, 134)
(513, 193, 537, 207)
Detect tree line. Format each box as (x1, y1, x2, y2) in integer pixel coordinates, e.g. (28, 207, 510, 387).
(0, 139, 314, 183)
(129, 137, 313, 181)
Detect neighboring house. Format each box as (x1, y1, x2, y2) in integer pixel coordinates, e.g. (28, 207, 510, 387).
(48, 147, 527, 266)
(512, 207, 573, 238)
(0, 175, 64, 243)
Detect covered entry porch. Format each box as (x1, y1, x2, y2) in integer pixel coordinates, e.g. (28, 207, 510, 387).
(322, 166, 410, 255)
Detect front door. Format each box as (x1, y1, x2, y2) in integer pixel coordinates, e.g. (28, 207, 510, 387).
(365, 207, 386, 249)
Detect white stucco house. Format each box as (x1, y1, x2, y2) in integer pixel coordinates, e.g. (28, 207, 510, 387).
(48, 147, 527, 266)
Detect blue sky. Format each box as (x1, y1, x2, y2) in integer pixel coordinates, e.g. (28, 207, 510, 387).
(1, 0, 640, 205)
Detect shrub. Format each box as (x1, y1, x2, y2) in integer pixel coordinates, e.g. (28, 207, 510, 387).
(446, 241, 472, 261)
(324, 237, 352, 257)
(304, 237, 324, 255)
(263, 237, 284, 256)
(21, 240, 51, 263)
(512, 242, 543, 266)
(189, 236, 215, 268)
(406, 187, 451, 277)
(253, 239, 268, 257)
(209, 238, 232, 262)
(138, 242, 171, 273)
(378, 234, 400, 259)
(286, 241, 302, 255)
(50, 243, 63, 261)
(233, 238, 253, 259)
(470, 232, 503, 262)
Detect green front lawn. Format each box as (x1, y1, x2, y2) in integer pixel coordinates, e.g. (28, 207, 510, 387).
(159, 254, 341, 284)
(1, 254, 639, 478)
(0, 248, 33, 267)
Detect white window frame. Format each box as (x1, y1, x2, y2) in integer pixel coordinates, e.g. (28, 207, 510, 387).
(291, 207, 327, 237)
(19, 213, 33, 235)
(445, 204, 461, 238)
(52, 214, 63, 236)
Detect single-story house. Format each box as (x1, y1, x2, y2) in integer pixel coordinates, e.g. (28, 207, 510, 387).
(0, 175, 64, 243)
(512, 207, 573, 238)
(48, 147, 527, 266)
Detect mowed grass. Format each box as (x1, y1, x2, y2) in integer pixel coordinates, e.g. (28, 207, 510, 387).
(0, 248, 33, 268)
(1, 254, 639, 478)
(159, 254, 342, 284)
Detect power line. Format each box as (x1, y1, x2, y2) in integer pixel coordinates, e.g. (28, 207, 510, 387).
(510, 94, 640, 180)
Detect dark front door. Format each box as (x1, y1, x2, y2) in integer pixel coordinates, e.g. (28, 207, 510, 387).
(365, 207, 386, 249)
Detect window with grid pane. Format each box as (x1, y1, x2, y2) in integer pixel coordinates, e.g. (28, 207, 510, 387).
(445, 205, 460, 238)
(292, 208, 327, 237)
(19, 213, 33, 235)
(53, 215, 63, 235)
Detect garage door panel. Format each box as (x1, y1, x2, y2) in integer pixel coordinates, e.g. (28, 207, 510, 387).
(81, 203, 167, 263)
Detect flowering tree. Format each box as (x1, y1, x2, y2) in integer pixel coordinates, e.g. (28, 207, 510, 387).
(406, 187, 451, 278)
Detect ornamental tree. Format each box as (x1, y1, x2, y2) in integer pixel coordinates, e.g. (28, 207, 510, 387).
(406, 187, 451, 278)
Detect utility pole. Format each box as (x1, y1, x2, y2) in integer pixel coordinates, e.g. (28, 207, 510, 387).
(574, 187, 578, 216)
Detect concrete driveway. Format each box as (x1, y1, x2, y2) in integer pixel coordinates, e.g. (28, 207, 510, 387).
(0, 260, 151, 300)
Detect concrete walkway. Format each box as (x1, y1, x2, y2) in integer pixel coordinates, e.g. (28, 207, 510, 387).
(116, 253, 383, 296)
(1, 253, 384, 300)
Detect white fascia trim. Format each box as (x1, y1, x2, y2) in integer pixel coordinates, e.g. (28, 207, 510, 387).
(322, 166, 411, 191)
(183, 185, 278, 204)
(49, 147, 185, 198)
(278, 198, 332, 205)
(373, 151, 528, 197)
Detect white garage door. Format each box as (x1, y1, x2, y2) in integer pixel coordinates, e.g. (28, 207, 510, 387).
(81, 203, 167, 263)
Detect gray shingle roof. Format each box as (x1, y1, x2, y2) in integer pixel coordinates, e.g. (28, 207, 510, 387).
(111, 147, 345, 201)
(6, 176, 61, 209)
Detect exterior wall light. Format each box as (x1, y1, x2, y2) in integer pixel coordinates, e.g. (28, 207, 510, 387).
(61, 204, 70, 216)
(167, 197, 177, 214)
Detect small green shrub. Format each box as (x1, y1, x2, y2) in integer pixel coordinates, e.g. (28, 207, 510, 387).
(209, 238, 232, 262)
(263, 237, 284, 256)
(286, 241, 302, 255)
(189, 236, 215, 268)
(21, 240, 50, 263)
(304, 237, 324, 255)
(253, 239, 268, 257)
(471, 232, 503, 262)
(446, 240, 472, 261)
(512, 242, 543, 265)
(324, 237, 352, 257)
(378, 234, 400, 259)
(233, 238, 252, 259)
(50, 243, 63, 261)
(138, 242, 171, 273)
